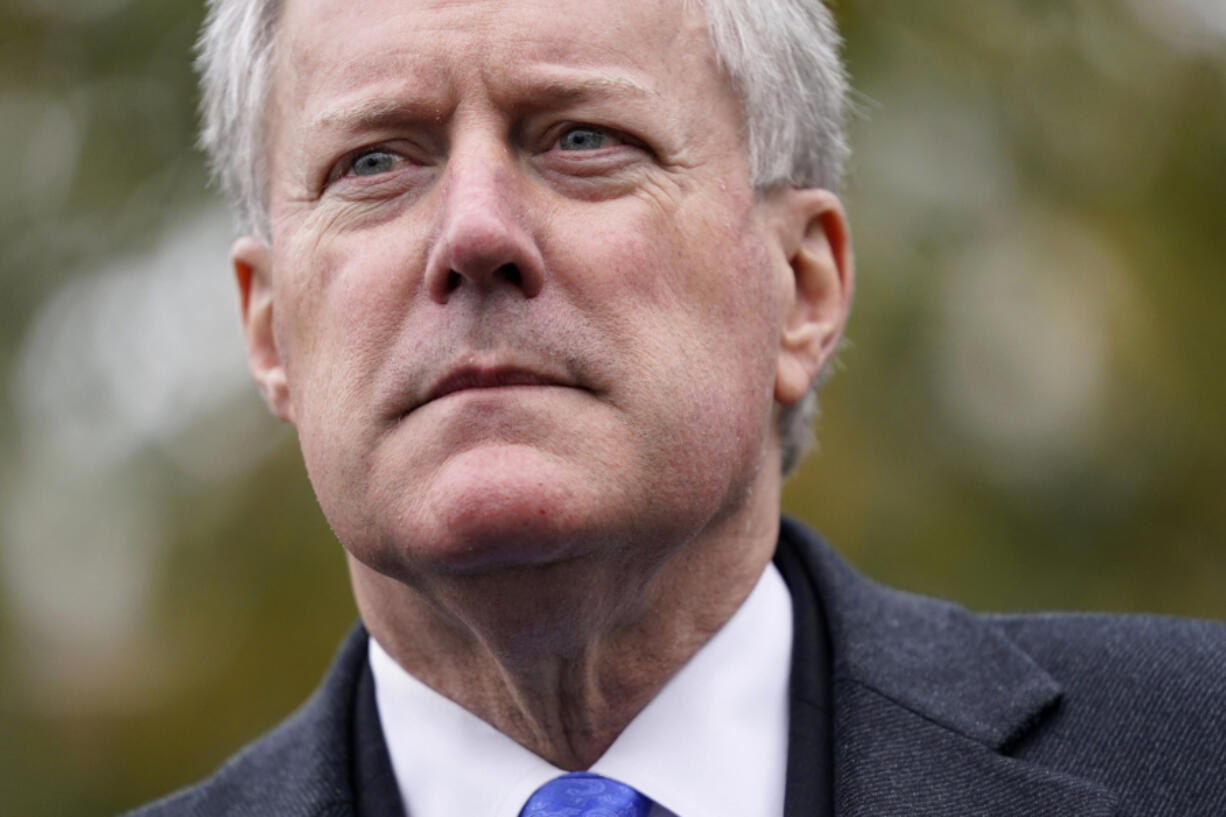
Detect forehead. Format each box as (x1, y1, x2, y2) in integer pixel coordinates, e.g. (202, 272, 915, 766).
(274, 0, 721, 113)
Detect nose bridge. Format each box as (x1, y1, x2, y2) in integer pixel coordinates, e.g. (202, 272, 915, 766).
(447, 147, 518, 251)
(425, 133, 544, 302)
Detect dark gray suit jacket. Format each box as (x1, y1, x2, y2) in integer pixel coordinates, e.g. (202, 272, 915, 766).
(127, 518, 1226, 816)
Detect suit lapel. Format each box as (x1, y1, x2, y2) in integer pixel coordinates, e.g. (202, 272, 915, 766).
(353, 661, 408, 817)
(777, 519, 1121, 817)
(776, 534, 835, 817)
(832, 682, 1118, 817)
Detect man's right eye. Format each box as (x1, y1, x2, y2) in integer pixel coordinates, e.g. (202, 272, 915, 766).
(349, 150, 400, 177)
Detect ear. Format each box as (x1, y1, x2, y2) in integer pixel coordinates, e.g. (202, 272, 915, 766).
(232, 236, 295, 424)
(767, 188, 854, 406)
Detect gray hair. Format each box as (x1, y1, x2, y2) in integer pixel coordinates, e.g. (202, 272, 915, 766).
(195, 0, 849, 475)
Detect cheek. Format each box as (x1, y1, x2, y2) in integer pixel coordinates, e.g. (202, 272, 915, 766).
(271, 226, 432, 542)
(275, 225, 427, 418)
(271, 237, 436, 549)
(564, 195, 780, 374)
(546, 197, 782, 465)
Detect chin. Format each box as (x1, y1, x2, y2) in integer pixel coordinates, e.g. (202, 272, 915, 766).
(389, 443, 612, 576)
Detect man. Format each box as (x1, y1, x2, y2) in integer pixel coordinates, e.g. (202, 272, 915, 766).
(131, 0, 1226, 815)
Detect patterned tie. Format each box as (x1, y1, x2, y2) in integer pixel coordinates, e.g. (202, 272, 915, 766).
(519, 772, 654, 817)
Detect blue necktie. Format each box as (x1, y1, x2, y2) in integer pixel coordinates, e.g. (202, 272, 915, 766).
(519, 772, 654, 817)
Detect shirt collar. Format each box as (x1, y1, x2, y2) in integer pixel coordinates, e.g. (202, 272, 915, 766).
(370, 562, 793, 817)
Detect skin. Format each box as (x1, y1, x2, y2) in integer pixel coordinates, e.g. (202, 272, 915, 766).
(234, 0, 853, 769)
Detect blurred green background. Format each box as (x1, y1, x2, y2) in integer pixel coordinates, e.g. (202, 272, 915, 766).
(2, 1, 1224, 814)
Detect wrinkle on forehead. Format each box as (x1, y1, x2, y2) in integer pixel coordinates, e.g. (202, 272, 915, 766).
(275, 0, 711, 95)
(310, 72, 659, 137)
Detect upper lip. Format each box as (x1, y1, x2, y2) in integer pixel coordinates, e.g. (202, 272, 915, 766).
(417, 365, 572, 410)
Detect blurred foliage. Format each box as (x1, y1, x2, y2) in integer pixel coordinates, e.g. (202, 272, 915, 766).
(1, 0, 1223, 814)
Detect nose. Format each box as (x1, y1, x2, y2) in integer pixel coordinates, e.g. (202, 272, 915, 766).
(425, 147, 545, 303)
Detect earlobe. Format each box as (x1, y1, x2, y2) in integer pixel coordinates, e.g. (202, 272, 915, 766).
(232, 236, 295, 424)
(771, 189, 854, 406)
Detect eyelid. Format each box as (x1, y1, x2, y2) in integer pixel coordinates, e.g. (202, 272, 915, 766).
(560, 123, 616, 140)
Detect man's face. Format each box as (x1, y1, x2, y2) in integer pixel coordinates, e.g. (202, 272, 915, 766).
(241, 0, 830, 583)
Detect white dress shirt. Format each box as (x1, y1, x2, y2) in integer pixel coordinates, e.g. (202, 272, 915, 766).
(369, 563, 794, 817)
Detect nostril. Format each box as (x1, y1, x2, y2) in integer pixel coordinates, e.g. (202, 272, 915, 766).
(433, 258, 538, 302)
(495, 264, 522, 288)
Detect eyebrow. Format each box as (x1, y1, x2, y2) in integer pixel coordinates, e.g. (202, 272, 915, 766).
(312, 98, 445, 135)
(523, 73, 655, 104)
(310, 73, 656, 134)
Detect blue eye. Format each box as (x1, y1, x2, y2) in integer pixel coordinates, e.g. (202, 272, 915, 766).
(558, 127, 608, 151)
(350, 150, 398, 176)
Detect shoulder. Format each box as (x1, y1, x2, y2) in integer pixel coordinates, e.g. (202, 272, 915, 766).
(779, 519, 1226, 812)
(122, 625, 369, 817)
(992, 610, 1226, 681)
(992, 611, 1226, 714)
(124, 706, 347, 817)
(991, 612, 1226, 807)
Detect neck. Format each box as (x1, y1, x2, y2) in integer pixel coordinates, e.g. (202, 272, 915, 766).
(350, 502, 780, 770)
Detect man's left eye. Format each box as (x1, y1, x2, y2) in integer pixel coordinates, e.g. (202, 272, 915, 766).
(557, 126, 612, 151)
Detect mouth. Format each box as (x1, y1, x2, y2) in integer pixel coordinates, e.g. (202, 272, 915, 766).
(414, 366, 574, 412)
